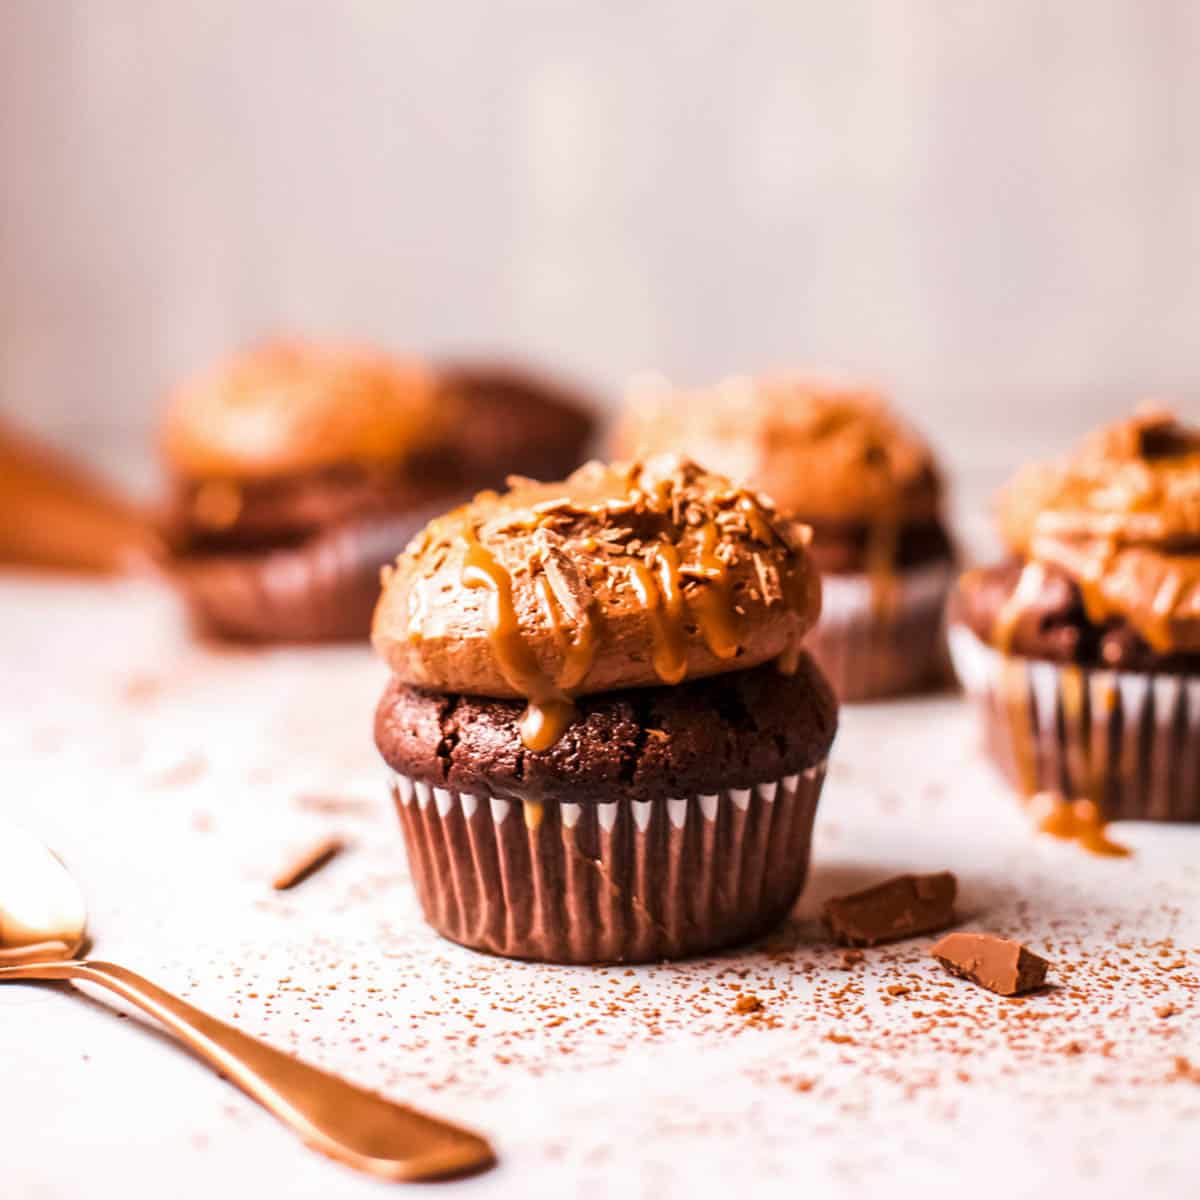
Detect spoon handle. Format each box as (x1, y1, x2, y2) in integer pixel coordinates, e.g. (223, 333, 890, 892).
(0, 959, 493, 1181)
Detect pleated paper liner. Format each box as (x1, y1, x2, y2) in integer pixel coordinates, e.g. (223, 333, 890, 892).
(171, 510, 430, 642)
(389, 765, 828, 964)
(948, 625, 1200, 822)
(807, 560, 955, 702)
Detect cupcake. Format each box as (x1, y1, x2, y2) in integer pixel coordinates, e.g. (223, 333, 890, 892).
(371, 456, 837, 963)
(162, 341, 594, 641)
(949, 406, 1200, 823)
(616, 374, 956, 700)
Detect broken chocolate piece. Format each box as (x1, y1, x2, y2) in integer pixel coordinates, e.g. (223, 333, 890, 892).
(929, 931, 1049, 996)
(822, 872, 957, 946)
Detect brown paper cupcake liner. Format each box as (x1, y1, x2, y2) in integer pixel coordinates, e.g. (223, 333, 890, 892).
(807, 561, 954, 702)
(171, 510, 431, 642)
(948, 624, 1200, 822)
(388, 765, 827, 964)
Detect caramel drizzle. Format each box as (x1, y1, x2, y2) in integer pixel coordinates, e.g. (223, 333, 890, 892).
(865, 518, 900, 622)
(458, 494, 812, 750)
(627, 551, 688, 685)
(461, 528, 578, 753)
(532, 574, 598, 691)
(1000, 657, 1039, 795)
(686, 523, 741, 660)
(991, 561, 1048, 655)
(1029, 792, 1130, 858)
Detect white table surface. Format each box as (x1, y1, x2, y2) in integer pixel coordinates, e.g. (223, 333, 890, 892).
(2, 560, 1198, 1200)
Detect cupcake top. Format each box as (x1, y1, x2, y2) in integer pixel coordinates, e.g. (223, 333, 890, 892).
(616, 373, 943, 527)
(163, 340, 442, 482)
(372, 456, 823, 749)
(994, 406, 1200, 655)
(163, 343, 596, 555)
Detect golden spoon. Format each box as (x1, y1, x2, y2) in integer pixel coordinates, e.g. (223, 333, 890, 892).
(0, 822, 494, 1182)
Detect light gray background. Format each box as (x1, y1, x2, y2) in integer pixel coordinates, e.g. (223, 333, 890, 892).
(3, 1, 1199, 469)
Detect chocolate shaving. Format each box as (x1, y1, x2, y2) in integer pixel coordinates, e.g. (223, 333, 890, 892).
(752, 552, 783, 605)
(823, 872, 958, 947)
(272, 835, 345, 891)
(929, 931, 1050, 996)
(533, 528, 594, 623)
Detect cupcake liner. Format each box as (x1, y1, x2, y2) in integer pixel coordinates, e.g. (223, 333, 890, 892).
(948, 624, 1200, 822)
(171, 510, 432, 642)
(806, 560, 955, 701)
(388, 765, 828, 964)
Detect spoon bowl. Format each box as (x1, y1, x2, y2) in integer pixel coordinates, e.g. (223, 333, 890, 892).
(0, 823, 87, 964)
(0, 820, 494, 1181)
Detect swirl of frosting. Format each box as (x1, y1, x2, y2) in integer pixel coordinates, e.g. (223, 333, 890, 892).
(996, 406, 1200, 653)
(372, 457, 823, 750)
(615, 372, 943, 524)
(163, 340, 441, 480)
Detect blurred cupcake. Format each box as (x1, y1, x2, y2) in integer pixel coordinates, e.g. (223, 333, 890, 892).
(949, 406, 1200, 824)
(372, 456, 837, 963)
(616, 374, 955, 700)
(163, 340, 594, 641)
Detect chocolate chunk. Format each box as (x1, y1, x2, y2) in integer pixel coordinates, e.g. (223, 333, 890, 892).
(822, 872, 957, 946)
(929, 932, 1049, 996)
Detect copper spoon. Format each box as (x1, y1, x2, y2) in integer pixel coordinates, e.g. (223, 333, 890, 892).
(0, 822, 494, 1181)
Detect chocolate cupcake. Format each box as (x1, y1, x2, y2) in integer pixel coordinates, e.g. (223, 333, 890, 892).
(162, 341, 594, 642)
(372, 456, 837, 963)
(949, 407, 1200, 823)
(617, 374, 956, 700)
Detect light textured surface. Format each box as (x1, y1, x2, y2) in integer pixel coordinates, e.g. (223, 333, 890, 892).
(1, 561, 1198, 1200)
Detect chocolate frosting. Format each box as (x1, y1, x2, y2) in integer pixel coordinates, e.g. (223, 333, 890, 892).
(616, 373, 944, 525)
(372, 457, 822, 745)
(995, 407, 1200, 654)
(164, 344, 597, 555)
(163, 340, 443, 481)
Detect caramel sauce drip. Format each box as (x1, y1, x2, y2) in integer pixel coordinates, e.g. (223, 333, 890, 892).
(516, 700, 577, 756)
(461, 528, 577, 753)
(1000, 657, 1039, 795)
(865, 519, 900, 622)
(991, 561, 1049, 655)
(627, 551, 688, 685)
(625, 525, 749, 684)
(1029, 792, 1130, 858)
(687, 522, 741, 660)
(443, 467, 819, 749)
(533, 574, 598, 691)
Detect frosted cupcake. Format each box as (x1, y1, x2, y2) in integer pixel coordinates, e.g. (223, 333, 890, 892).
(949, 407, 1200, 822)
(616, 374, 956, 700)
(372, 457, 837, 963)
(163, 341, 593, 641)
